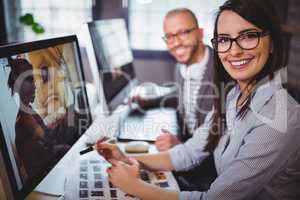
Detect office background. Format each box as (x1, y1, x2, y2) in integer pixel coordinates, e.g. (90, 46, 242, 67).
(0, 0, 299, 90)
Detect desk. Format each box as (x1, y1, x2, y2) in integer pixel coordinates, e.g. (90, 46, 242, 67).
(27, 143, 176, 200)
(26, 112, 178, 200)
(26, 113, 117, 200)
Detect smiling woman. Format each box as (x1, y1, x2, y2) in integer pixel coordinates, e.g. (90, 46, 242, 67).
(205, 0, 287, 153)
(216, 11, 272, 92)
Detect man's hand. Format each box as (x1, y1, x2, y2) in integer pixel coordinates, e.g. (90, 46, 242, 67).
(129, 95, 148, 108)
(155, 129, 181, 151)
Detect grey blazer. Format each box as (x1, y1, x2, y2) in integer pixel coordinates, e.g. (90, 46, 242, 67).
(169, 72, 300, 200)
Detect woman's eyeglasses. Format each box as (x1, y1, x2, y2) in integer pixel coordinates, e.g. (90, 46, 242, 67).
(211, 31, 269, 53)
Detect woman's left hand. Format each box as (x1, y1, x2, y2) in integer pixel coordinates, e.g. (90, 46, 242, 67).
(107, 157, 141, 195)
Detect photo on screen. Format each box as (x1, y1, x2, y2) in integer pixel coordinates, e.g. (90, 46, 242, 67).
(0, 36, 91, 199)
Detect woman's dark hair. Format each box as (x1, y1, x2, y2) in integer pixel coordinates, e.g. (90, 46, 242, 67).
(7, 57, 33, 95)
(204, 0, 286, 152)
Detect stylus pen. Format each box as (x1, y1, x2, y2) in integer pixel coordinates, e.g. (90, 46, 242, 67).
(79, 137, 115, 155)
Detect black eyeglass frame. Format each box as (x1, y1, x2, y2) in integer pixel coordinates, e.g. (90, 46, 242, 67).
(162, 27, 198, 43)
(211, 30, 270, 53)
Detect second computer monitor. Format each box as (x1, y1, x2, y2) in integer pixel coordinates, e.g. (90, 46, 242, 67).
(88, 19, 137, 111)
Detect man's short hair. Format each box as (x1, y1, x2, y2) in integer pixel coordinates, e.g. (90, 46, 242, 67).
(165, 8, 199, 27)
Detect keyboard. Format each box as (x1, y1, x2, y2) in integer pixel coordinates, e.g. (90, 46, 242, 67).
(117, 108, 179, 142)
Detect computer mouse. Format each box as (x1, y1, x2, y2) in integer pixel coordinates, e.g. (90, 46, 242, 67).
(125, 141, 149, 153)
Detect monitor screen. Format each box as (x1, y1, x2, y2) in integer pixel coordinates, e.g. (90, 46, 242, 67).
(0, 35, 91, 199)
(88, 19, 136, 111)
(77, 24, 109, 117)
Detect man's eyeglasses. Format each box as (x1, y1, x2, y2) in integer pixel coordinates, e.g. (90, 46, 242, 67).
(211, 31, 269, 53)
(162, 27, 197, 44)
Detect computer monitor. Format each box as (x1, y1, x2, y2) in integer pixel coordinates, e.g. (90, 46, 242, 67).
(77, 24, 109, 117)
(88, 19, 137, 111)
(0, 35, 92, 199)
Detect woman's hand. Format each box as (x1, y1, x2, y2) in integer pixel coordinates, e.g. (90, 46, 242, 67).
(96, 140, 128, 163)
(107, 158, 141, 195)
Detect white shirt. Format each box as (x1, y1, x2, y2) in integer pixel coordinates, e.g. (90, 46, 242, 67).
(179, 46, 209, 133)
